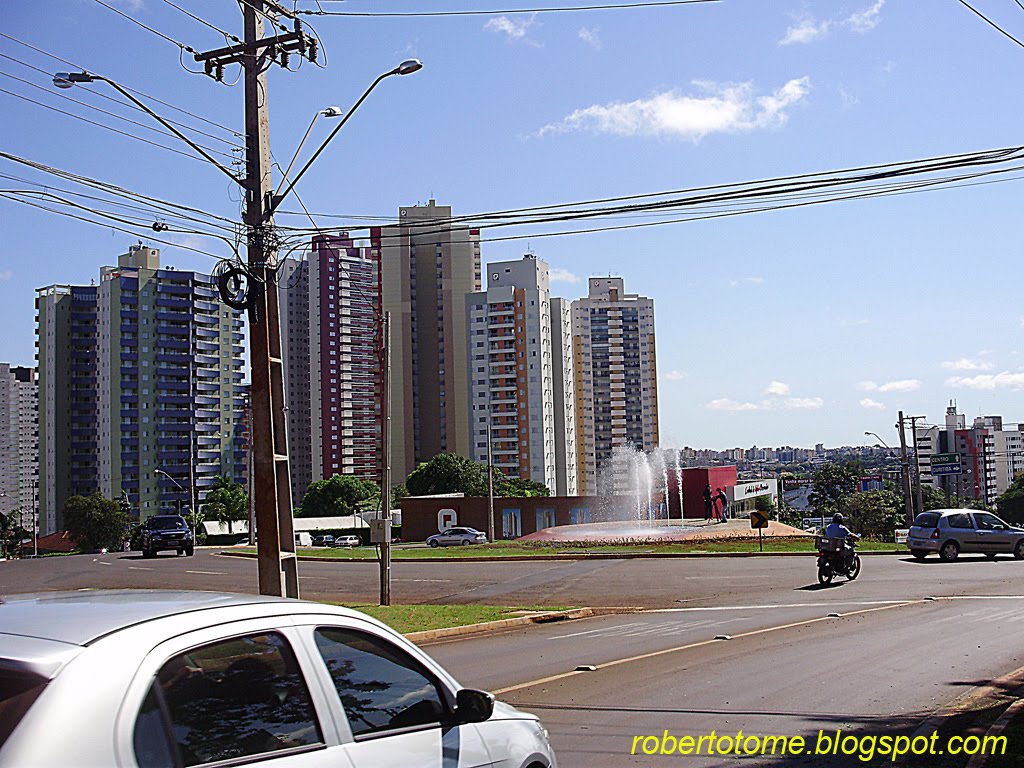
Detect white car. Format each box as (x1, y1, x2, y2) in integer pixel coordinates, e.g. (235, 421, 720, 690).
(0, 590, 556, 768)
(426, 528, 488, 547)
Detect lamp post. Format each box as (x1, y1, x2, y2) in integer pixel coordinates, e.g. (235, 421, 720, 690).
(867, 428, 914, 524)
(155, 468, 193, 527)
(277, 106, 342, 197)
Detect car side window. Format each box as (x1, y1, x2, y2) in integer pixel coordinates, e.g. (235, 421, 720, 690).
(947, 513, 973, 529)
(314, 627, 450, 739)
(133, 632, 323, 767)
(974, 513, 1004, 530)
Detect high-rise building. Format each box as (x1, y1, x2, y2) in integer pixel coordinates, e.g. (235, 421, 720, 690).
(35, 245, 247, 534)
(572, 277, 659, 495)
(278, 233, 382, 500)
(0, 364, 38, 532)
(373, 200, 481, 480)
(466, 255, 577, 495)
(550, 297, 578, 496)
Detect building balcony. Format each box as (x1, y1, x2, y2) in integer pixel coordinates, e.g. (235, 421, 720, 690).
(157, 283, 191, 296)
(195, 327, 219, 339)
(120, 309, 138, 320)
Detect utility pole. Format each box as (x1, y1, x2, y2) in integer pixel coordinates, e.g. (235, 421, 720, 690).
(897, 411, 915, 525)
(196, 1, 309, 597)
(907, 415, 926, 516)
(487, 417, 495, 542)
(379, 311, 392, 606)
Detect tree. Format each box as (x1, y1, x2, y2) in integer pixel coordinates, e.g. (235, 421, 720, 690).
(996, 473, 1024, 525)
(390, 483, 408, 509)
(843, 489, 903, 539)
(0, 511, 28, 558)
(921, 484, 948, 512)
(299, 475, 380, 518)
(63, 493, 129, 552)
(405, 453, 490, 497)
(202, 476, 249, 533)
(499, 477, 551, 497)
(808, 462, 860, 518)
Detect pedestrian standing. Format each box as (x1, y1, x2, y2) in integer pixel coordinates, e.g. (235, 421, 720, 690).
(715, 488, 729, 522)
(703, 484, 713, 521)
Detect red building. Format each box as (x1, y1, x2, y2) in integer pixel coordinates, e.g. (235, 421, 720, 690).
(666, 466, 738, 519)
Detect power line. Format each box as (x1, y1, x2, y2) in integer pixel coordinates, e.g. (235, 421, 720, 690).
(958, 0, 1024, 49)
(92, 0, 200, 54)
(0, 69, 243, 156)
(0, 87, 237, 165)
(298, 0, 720, 17)
(0, 32, 243, 138)
(158, 0, 242, 43)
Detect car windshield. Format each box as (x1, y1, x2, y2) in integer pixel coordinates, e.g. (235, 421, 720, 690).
(149, 517, 187, 530)
(913, 512, 940, 528)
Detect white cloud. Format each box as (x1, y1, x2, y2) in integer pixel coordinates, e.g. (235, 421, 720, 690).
(548, 267, 580, 284)
(780, 17, 832, 45)
(730, 276, 765, 287)
(846, 0, 885, 33)
(860, 398, 885, 410)
(838, 318, 871, 327)
(0, 270, 11, 282)
(538, 77, 811, 141)
(706, 398, 762, 412)
(942, 358, 994, 372)
(764, 381, 791, 396)
(858, 379, 921, 393)
(945, 372, 1024, 391)
(784, 397, 824, 410)
(578, 26, 602, 50)
(779, 1, 885, 45)
(663, 370, 690, 382)
(484, 13, 539, 43)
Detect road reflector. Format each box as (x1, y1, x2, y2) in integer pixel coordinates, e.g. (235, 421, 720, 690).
(575, 664, 597, 672)
(714, 634, 732, 640)
(827, 612, 842, 618)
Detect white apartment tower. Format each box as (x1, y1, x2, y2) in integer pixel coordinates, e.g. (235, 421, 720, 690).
(0, 364, 39, 532)
(572, 277, 659, 495)
(466, 255, 577, 494)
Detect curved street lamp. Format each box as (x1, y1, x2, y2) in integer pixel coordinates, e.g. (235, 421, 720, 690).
(277, 106, 343, 197)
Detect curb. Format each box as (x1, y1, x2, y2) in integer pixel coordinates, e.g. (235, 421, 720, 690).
(217, 549, 907, 563)
(405, 606, 642, 644)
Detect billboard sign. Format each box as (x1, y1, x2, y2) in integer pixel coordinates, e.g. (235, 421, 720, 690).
(930, 453, 962, 476)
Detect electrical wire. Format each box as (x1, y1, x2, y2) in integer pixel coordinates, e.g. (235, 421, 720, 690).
(958, 0, 1024, 49)
(158, 0, 242, 43)
(0, 87, 238, 165)
(0, 32, 243, 139)
(298, 0, 720, 16)
(92, 0, 201, 55)
(0, 69, 243, 155)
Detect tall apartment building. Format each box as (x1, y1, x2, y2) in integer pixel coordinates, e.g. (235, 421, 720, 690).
(465, 255, 577, 495)
(278, 233, 382, 500)
(36, 245, 247, 534)
(0, 364, 38, 531)
(572, 277, 659, 495)
(373, 200, 481, 480)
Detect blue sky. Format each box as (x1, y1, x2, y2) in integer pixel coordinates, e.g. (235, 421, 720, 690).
(2, 0, 1022, 450)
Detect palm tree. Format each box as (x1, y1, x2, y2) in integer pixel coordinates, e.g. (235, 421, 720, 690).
(202, 476, 249, 534)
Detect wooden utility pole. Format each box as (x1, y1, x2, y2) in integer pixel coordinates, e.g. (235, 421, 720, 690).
(196, 1, 311, 597)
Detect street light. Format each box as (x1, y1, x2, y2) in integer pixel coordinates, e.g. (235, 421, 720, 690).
(276, 106, 343, 198)
(53, 72, 239, 183)
(271, 59, 423, 213)
(154, 468, 195, 530)
(864, 431, 893, 451)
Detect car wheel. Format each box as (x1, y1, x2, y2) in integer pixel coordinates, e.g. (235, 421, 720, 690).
(429, 540, 439, 548)
(460, 539, 471, 546)
(185, 546, 194, 557)
(818, 566, 833, 585)
(142, 547, 152, 559)
(847, 555, 861, 580)
(939, 540, 960, 562)
(910, 549, 927, 560)
(177, 549, 184, 556)
(985, 552, 998, 560)
(1014, 540, 1024, 560)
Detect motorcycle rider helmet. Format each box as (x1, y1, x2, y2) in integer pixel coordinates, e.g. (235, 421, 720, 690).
(832, 513, 844, 523)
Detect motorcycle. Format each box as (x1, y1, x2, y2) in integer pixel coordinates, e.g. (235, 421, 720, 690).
(815, 534, 861, 584)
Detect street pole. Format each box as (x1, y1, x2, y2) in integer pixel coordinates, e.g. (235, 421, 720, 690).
(240, 1, 298, 598)
(487, 416, 495, 542)
(908, 415, 925, 516)
(897, 411, 915, 525)
(379, 312, 392, 605)
(32, 481, 38, 558)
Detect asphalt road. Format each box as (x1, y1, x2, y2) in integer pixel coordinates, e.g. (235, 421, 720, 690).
(4, 549, 1024, 767)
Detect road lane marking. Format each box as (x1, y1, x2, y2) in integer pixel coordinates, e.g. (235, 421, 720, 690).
(127, 566, 153, 571)
(184, 570, 225, 575)
(493, 600, 920, 696)
(98, 561, 111, 566)
(647, 600, 912, 613)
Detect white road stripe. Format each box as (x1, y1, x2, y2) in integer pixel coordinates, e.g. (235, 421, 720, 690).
(127, 566, 153, 571)
(185, 570, 225, 575)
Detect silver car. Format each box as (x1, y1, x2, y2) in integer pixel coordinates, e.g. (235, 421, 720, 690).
(426, 527, 488, 548)
(907, 508, 1024, 561)
(0, 590, 556, 768)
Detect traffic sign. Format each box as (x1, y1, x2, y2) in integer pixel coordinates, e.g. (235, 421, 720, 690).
(930, 453, 962, 476)
(750, 510, 769, 529)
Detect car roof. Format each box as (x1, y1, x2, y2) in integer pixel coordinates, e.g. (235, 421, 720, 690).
(0, 590, 361, 647)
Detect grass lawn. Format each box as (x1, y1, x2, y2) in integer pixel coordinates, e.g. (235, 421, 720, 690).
(234, 538, 903, 559)
(340, 603, 572, 634)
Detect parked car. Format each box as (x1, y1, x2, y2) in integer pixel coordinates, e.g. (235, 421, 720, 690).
(426, 527, 488, 547)
(140, 515, 194, 558)
(294, 531, 313, 547)
(0, 590, 556, 768)
(336, 535, 361, 547)
(907, 508, 1024, 561)
(312, 534, 335, 547)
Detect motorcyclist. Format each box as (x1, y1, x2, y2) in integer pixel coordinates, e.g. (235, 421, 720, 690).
(823, 513, 857, 569)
